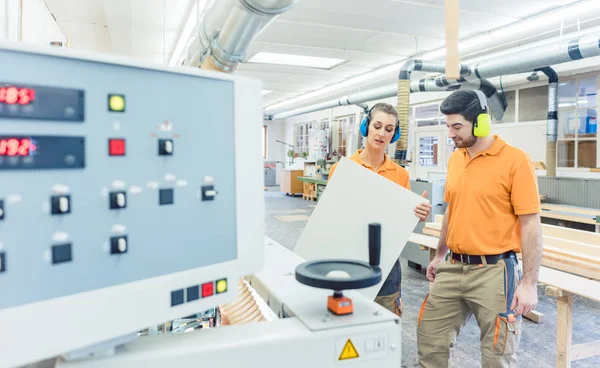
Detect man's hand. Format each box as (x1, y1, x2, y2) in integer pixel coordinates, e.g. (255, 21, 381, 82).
(415, 190, 432, 222)
(510, 282, 538, 316)
(426, 256, 443, 282)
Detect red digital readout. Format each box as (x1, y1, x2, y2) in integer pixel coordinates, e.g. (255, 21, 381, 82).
(0, 86, 36, 105)
(0, 138, 36, 156)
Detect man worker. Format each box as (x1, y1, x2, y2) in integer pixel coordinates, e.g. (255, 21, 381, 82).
(328, 102, 432, 317)
(416, 90, 543, 367)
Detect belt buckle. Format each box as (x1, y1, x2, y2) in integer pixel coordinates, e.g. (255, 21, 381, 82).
(460, 254, 468, 264)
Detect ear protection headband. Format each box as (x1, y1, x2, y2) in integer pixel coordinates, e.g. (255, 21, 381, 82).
(472, 90, 491, 137)
(359, 104, 401, 144)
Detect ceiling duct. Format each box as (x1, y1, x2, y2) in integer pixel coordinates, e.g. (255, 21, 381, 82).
(183, 0, 299, 72)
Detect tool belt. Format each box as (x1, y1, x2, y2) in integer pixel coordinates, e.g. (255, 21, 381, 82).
(450, 251, 516, 265)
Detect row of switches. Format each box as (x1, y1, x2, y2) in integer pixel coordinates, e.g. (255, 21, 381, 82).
(50, 189, 180, 215)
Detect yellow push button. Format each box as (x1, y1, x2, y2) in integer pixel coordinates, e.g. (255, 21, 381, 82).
(216, 279, 227, 294)
(108, 94, 125, 112)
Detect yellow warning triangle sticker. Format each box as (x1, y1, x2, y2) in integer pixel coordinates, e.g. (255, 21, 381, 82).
(339, 339, 359, 360)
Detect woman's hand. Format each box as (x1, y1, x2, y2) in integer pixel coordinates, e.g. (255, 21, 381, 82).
(415, 190, 432, 222)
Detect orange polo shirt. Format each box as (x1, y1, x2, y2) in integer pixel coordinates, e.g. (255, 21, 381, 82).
(328, 150, 410, 190)
(444, 135, 540, 256)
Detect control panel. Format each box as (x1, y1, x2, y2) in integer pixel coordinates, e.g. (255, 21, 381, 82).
(0, 44, 264, 368)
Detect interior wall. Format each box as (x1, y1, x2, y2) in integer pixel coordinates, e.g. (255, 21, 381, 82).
(21, 0, 66, 46)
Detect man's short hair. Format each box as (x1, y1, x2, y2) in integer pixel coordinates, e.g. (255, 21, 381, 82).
(440, 90, 484, 124)
(369, 103, 398, 121)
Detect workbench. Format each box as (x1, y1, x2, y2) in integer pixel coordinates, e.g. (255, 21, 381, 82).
(297, 176, 328, 201)
(407, 232, 600, 368)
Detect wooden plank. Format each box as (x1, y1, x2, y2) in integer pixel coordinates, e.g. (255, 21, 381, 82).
(541, 203, 599, 218)
(408, 233, 439, 249)
(556, 292, 573, 368)
(444, 0, 460, 79)
(524, 310, 544, 323)
(540, 211, 597, 226)
(571, 340, 600, 361)
(542, 224, 600, 246)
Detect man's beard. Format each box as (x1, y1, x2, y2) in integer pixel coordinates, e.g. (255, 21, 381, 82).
(455, 135, 477, 148)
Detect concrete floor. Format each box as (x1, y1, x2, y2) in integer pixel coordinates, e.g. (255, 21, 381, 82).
(264, 187, 600, 368)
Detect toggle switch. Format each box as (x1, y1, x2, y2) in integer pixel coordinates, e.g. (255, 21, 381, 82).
(110, 235, 128, 254)
(0, 252, 5, 273)
(201, 185, 217, 201)
(0, 199, 4, 220)
(51, 195, 71, 215)
(109, 191, 127, 209)
(158, 139, 173, 156)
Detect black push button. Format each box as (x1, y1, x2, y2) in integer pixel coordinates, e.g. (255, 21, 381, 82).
(201, 185, 216, 201)
(110, 236, 128, 254)
(0, 199, 4, 220)
(109, 191, 127, 209)
(159, 188, 174, 205)
(51, 195, 71, 215)
(0, 252, 5, 273)
(158, 139, 173, 156)
(187, 285, 200, 302)
(52, 243, 72, 264)
(171, 289, 184, 307)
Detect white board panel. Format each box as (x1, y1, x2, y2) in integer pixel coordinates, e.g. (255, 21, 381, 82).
(293, 157, 429, 300)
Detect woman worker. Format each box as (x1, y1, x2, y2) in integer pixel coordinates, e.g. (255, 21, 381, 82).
(327, 102, 431, 316)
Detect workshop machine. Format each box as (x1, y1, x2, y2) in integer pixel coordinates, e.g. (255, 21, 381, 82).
(0, 43, 401, 367)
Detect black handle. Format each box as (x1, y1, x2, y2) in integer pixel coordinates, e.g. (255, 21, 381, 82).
(368, 223, 381, 267)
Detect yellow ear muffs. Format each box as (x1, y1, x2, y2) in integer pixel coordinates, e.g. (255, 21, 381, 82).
(474, 112, 491, 137)
(472, 90, 491, 137)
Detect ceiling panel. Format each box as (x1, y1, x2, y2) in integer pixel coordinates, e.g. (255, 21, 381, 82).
(44, 0, 106, 24)
(57, 22, 112, 52)
(44, 0, 600, 113)
(389, 0, 580, 18)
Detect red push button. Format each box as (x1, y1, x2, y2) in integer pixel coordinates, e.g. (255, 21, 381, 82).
(202, 282, 214, 297)
(109, 139, 125, 156)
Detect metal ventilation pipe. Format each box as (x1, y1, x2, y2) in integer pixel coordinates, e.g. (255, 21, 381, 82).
(395, 60, 472, 165)
(183, 0, 299, 72)
(536, 67, 559, 177)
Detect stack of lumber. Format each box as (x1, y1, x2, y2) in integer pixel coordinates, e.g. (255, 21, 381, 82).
(422, 216, 600, 281)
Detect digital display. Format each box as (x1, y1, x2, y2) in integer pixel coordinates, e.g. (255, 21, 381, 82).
(0, 137, 36, 157)
(0, 87, 35, 105)
(0, 83, 84, 122)
(0, 135, 84, 170)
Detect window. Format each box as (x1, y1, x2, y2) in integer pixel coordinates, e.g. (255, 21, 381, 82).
(419, 135, 439, 166)
(415, 103, 442, 127)
(334, 115, 356, 158)
(262, 125, 267, 159)
(294, 119, 331, 159)
(294, 122, 312, 154)
(557, 76, 598, 168)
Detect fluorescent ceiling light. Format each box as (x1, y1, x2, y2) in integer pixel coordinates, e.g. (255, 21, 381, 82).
(262, 90, 273, 96)
(248, 52, 346, 69)
(169, 0, 208, 66)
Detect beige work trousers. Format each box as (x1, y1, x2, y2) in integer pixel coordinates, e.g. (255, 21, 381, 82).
(416, 256, 523, 368)
(375, 291, 403, 317)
